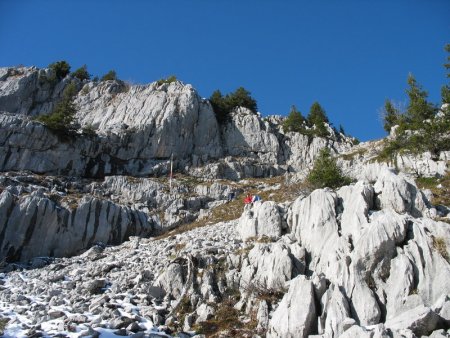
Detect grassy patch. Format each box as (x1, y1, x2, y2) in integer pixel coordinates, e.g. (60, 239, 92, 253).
(153, 174, 309, 240)
(0, 317, 9, 335)
(193, 298, 257, 337)
(340, 148, 367, 161)
(433, 236, 449, 262)
(153, 196, 243, 240)
(416, 171, 450, 207)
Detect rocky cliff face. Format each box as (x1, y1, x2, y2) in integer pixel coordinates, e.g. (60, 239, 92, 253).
(0, 66, 355, 180)
(0, 65, 449, 337)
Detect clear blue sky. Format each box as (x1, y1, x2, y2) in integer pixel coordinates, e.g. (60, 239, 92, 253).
(0, 1, 448, 141)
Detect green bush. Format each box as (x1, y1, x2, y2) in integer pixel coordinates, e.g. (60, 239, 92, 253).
(72, 64, 90, 81)
(36, 81, 79, 133)
(209, 87, 258, 124)
(82, 124, 97, 136)
(307, 148, 352, 189)
(101, 70, 117, 81)
(48, 60, 71, 81)
(156, 75, 177, 86)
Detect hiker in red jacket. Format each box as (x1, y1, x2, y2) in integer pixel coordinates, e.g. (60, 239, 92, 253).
(244, 193, 253, 204)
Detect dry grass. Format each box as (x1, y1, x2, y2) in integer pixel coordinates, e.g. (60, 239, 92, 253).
(193, 298, 257, 338)
(153, 197, 244, 240)
(416, 171, 450, 207)
(0, 317, 9, 335)
(433, 236, 449, 262)
(340, 148, 368, 161)
(153, 174, 308, 240)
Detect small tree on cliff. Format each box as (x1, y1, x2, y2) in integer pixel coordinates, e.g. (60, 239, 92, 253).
(36, 81, 79, 133)
(307, 148, 352, 189)
(283, 105, 306, 132)
(307, 102, 329, 137)
(209, 87, 258, 124)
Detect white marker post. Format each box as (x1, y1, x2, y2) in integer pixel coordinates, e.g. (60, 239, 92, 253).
(169, 153, 173, 193)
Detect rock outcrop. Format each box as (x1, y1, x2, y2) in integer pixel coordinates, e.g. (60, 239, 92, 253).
(0, 65, 355, 180)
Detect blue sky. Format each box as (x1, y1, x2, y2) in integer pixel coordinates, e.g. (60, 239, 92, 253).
(0, 1, 448, 141)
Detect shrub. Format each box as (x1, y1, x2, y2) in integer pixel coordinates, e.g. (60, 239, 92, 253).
(36, 81, 79, 134)
(156, 75, 177, 86)
(48, 60, 71, 81)
(72, 64, 90, 81)
(82, 124, 96, 136)
(101, 70, 117, 81)
(307, 148, 352, 189)
(209, 87, 258, 124)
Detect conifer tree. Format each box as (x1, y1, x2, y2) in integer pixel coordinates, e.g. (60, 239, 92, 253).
(405, 74, 436, 127)
(283, 105, 306, 132)
(307, 102, 329, 137)
(382, 100, 401, 132)
(307, 148, 352, 189)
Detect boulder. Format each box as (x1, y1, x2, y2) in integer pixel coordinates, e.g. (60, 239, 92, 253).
(237, 201, 282, 240)
(385, 305, 442, 337)
(374, 168, 433, 217)
(267, 275, 316, 338)
(240, 242, 305, 290)
(318, 285, 351, 337)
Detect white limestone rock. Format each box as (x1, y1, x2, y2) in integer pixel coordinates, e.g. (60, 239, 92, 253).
(289, 188, 350, 284)
(222, 107, 280, 163)
(237, 201, 282, 240)
(374, 168, 433, 217)
(155, 262, 186, 300)
(385, 305, 442, 337)
(402, 220, 450, 308)
(337, 181, 374, 242)
(240, 242, 304, 291)
(384, 252, 415, 320)
(267, 275, 316, 338)
(318, 285, 351, 337)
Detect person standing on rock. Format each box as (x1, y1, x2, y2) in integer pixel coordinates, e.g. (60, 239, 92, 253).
(244, 193, 253, 205)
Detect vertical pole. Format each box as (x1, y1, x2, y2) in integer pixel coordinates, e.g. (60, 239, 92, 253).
(169, 153, 173, 192)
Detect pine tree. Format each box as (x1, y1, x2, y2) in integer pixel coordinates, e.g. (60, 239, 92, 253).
(210, 90, 229, 124)
(36, 81, 79, 133)
(48, 60, 71, 82)
(307, 148, 352, 189)
(101, 70, 117, 81)
(442, 44, 450, 104)
(382, 100, 401, 132)
(405, 74, 436, 127)
(209, 87, 258, 124)
(72, 65, 90, 81)
(307, 102, 329, 137)
(227, 87, 258, 113)
(283, 105, 306, 132)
